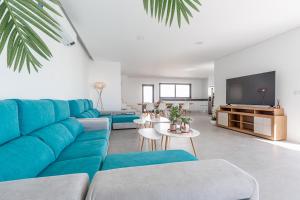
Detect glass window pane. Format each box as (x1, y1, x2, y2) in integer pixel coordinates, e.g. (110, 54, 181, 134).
(143, 86, 153, 103)
(176, 85, 190, 98)
(160, 84, 175, 98)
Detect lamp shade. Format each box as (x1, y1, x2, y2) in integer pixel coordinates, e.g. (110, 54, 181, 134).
(94, 82, 106, 90)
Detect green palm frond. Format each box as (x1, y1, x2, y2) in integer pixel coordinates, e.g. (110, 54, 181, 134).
(143, 0, 201, 27)
(0, 0, 61, 73)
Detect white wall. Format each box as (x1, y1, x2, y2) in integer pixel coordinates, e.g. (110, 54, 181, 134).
(0, 7, 90, 99)
(88, 61, 122, 111)
(215, 28, 300, 142)
(122, 76, 209, 111)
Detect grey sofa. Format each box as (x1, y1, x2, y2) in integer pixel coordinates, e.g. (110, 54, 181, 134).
(0, 160, 259, 200)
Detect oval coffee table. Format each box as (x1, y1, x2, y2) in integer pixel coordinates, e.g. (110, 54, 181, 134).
(138, 128, 161, 151)
(154, 123, 200, 157)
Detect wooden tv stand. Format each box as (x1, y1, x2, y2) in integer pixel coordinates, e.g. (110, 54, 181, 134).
(216, 105, 287, 141)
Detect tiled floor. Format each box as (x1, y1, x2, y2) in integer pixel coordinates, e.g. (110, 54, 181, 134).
(109, 112, 300, 200)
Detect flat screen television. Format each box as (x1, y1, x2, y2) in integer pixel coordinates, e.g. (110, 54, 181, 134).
(226, 71, 276, 106)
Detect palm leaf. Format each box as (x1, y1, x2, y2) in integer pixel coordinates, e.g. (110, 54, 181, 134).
(143, 0, 201, 27)
(0, 0, 61, 73)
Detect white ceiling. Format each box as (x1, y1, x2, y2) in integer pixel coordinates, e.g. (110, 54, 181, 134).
(61, 0, 300, 78)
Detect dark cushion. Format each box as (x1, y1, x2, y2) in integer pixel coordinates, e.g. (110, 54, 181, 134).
(76, 130, 110, 142)
(39, 156, 102, 180)
(31, 124, 74, 158)
(101, 150, 197, 171)
(60, 118, 83, 138)
(57, 139, 108, 161)
(69, 100, 84, 117)
(112, 114, 140, 123)
(17, 100, 55, 135)
(0, 100, 20, 145)
(0, 136, 55, 182)
(50, 100, 70, 122)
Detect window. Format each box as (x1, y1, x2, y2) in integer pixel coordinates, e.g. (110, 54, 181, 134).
(142, 84, 154, 103)
(159, 83, 191, 99)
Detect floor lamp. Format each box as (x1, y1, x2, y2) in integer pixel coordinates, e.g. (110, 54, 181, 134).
(94, 82, 106, 111)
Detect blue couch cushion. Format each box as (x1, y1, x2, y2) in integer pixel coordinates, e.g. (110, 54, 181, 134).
(0, 100, 20, 145)
(0, 136, 55, 182)
(101, 150, 197, 171)
(112, 114, 140, 123)
(60, 118, 83, 138)
(76, 130, 110, 142)
(39, 156, 102, 180)
(31, 124, 74, 158)
(57, 139, 108, 161)
(83, 100, 90, 111)
(88, 100, 93, 109)
(69, 100, 84, 117)
(78, 111, 94, 118)
(50, 100, 70, 122)
(17, 100, 55, 135)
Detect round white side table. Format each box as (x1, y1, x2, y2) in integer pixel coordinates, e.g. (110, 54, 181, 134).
(154, 123, 200, 157)
(138, 128, 161, 151)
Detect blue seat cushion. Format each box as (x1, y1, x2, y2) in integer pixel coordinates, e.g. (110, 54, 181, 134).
(17, 100, 55, 135)
(57, 139, 108, 161)
(76, 130, 110, 142)
(69, 100, 84, 117)
(31, 124, 74, 158)
(112, 114, 140, 123)
(0, 100, 20, 145)
(0, 136, 55, 182)
(39, 156, 102, 180)
(50, 100, 70, 122)
(101, 150, 197, 171)
(60, 118, 84, 138)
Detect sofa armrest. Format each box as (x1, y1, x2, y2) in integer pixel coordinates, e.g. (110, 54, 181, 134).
(78, 118, 110, 131)
(86, 160, 259, 200)
(0, 174, 89, 200)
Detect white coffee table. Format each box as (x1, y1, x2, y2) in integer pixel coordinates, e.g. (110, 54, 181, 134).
(138, 128, 162, 151)
(154, 123, 200, 157)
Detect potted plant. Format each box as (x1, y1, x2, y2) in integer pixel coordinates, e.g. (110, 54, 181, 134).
(168, 106, 181, 131)
(180, 117, 192, 133)
(210, 108, 217, 125)
(154, 108, 160, 118)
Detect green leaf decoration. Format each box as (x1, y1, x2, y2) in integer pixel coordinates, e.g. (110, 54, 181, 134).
(0, 0, 61, 73)
(143, 0, 201, 27)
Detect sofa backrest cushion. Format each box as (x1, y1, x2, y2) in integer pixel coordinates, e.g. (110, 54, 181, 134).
(78, 111, 94, 118)
(0, 136, 55, 182)
(50, 100, 70, 122)
(60, 118, 83, 138)
(91, 109, 101, 117)
(88, 100, 93, 109)
(0, 100, 20, 145)
(17, 100, 55, 135)
(69, 100, 85, 117)
(31, 124, 74, 158)
(83, 99, 90, 111)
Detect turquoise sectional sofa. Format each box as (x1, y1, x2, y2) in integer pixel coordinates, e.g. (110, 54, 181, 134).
(0, 99, 197, 183)
(68, 99, 140, 129)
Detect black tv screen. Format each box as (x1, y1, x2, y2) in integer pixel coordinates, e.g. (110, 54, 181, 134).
(226, 71, 276, 106)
